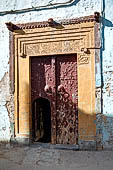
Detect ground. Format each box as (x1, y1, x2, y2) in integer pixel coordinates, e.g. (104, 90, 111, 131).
(0, 144, 113, 170)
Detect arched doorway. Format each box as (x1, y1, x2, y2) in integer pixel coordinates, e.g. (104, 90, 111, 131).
(32, 97, 51, 143)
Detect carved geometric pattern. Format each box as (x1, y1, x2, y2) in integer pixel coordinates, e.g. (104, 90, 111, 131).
(14, 22, 95, 57)
(56, 55, 78, 144)
(78, 55, 89, 65)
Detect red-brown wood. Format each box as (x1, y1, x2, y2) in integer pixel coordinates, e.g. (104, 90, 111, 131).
(31, 54, 78, 144)
(31, 56, 56, 143)
(56, 55, 78, 144)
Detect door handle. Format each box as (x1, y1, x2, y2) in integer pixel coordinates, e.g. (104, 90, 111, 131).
(57, 84, 69, 98)
(44, 85, 52, 94)
(57, 84, 65, 93)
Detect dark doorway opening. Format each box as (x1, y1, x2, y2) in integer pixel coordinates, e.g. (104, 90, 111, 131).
(32, 97, 51, 143)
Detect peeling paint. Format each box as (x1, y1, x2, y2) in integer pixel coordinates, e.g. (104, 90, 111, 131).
(0, 0, 113, 150)
(0, 70, 14, 141)
(0, 72, 10, 102)
(5, 96, 15, 138)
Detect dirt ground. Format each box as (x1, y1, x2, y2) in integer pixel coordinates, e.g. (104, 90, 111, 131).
(0, 143, 113, 170)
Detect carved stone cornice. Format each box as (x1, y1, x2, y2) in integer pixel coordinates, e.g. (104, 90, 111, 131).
(14, 21, 95, 59)
(6, 12, 100, 31)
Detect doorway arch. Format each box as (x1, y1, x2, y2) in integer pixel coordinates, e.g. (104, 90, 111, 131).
(32, 97, 51, 143)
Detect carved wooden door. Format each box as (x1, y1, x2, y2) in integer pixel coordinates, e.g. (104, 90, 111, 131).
(31, 56, 56, 143)
(56, 55, 78, 144)
(31, 55, 78, 144)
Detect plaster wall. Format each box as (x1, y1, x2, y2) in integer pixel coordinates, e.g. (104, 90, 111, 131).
(0, 0, 112, 149)
(101, 0, 113, 149)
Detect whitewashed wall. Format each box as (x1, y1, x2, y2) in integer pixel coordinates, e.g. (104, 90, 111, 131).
(101, 0, 113, 149)
(1, 0, 113, 149)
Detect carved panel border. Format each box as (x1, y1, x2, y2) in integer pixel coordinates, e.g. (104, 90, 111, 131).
(8, 16, 98, 143)
(14, 23, 95, 57)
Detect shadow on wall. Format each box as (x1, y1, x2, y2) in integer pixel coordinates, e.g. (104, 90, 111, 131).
(100, 0, 113, 85)
(96, 113, 113, 150)
(100, 9, 113, 116)
(99, 0, 113, 150)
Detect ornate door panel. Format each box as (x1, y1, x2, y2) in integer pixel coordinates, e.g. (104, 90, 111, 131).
(31, 57, 56, 143)
(56, 55, 78, 144)
(31, 55, 78, 144)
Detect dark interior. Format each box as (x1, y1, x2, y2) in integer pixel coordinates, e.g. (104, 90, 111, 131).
(32, 97, 51, 143)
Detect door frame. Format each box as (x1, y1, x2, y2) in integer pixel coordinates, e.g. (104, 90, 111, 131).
(7, 13, 100, 146)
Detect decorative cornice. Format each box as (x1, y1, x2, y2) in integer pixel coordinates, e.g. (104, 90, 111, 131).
(6, 12, 100, 32)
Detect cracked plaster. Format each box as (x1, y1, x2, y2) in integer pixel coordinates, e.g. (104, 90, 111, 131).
(0, 0, 113, 149)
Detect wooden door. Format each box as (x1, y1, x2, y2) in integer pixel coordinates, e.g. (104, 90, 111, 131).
(56, 55, 78, 144)
(31, 55, 78, 144)
(31, 56, 56, 143)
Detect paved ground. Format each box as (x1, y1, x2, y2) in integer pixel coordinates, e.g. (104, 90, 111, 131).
(0, 143, 113, 170)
